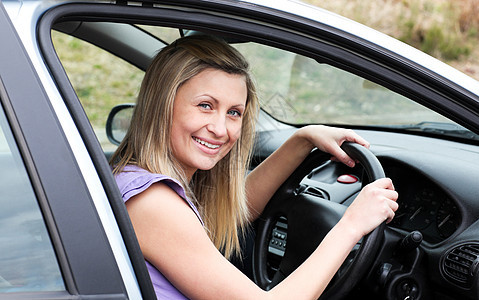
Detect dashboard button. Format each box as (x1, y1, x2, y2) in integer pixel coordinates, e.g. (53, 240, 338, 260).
(337, 174, 358, 184)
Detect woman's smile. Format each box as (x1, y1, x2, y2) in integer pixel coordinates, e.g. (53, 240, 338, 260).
(192, 136, 223, 151)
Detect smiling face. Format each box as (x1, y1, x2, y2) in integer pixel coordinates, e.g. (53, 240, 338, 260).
(170, 68, 247, 180)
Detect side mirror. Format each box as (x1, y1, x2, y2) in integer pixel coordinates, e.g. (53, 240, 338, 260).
(106, 103, 135, 145)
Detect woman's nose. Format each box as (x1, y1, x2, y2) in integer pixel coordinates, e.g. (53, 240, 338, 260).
(206, 114, 227, 137)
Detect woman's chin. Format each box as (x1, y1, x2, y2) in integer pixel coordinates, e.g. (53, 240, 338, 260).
(197, 163, 218, 171)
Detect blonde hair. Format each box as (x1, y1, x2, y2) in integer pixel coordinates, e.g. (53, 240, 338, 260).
(111, 35, 258, 259)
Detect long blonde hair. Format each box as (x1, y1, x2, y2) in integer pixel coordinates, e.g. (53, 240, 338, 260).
(111, 35, 258, 259)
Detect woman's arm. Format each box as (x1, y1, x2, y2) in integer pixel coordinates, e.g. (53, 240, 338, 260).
(246, 125, 370, 220)
(126, 183, 267, 299)
(271, 177, 398, 299)
(127, 177, 397, 300)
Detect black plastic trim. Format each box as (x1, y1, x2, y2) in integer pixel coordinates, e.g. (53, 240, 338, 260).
(0, 2, 127, 298)
(38, 5, 156, 300)
(0, 76, 80, 296)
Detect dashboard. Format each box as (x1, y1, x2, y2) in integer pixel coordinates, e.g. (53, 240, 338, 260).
(384, 161, 461, 244)
(285, 157, 463, 245)
(255, 127, 479, 299)
(256, 127, 476, 245)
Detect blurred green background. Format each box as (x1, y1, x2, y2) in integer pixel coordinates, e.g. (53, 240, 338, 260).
(311, 0, 479, 76)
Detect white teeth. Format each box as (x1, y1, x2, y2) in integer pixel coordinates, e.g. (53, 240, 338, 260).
(193, 137, 220, 149)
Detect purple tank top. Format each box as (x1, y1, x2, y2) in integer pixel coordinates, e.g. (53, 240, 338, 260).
(115, 165, 203, 299)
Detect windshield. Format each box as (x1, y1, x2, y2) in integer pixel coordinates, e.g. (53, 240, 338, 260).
(234, 43, 477, 140)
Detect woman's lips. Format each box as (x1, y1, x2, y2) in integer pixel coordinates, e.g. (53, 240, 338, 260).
(192, 136, 224, 154)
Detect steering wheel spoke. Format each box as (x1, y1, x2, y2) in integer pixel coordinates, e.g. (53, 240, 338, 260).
(278, 194, 347, 275)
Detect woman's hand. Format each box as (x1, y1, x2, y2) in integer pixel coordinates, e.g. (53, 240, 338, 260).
(340, 178, 399, 240)
(247, 125, 371, 220)
(296, 125, 370, 167)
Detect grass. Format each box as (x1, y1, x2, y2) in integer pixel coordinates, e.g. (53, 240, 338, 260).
(307, 0, 479, 76)
(52, 31, 144, 128)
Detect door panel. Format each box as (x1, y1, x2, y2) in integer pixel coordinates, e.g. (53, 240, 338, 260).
(0, 3, 128, 298)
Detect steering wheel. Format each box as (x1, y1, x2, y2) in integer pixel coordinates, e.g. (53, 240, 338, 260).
(253, 142, 385, 299)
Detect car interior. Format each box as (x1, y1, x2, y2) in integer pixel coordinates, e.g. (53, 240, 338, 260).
(34, 2, 479, 299)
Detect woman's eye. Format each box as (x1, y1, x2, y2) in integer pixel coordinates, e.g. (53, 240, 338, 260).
(228, 110, 242, 117)
(198, 103, 212, 109)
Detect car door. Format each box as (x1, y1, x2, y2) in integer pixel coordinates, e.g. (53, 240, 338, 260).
(0, 3, 151, 299)
(32, 1, 479, 299)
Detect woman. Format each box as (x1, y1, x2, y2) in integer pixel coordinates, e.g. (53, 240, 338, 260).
(111, 35, 398, 299)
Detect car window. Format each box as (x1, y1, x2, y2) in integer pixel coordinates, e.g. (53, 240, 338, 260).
(51, 27, 183, 152)
(0, 102, 65, 293)
(136, 25, 183, 44)
(52, 31, 144, 152)
(234, 42, 453, 126)
(52, 23, 474, 144)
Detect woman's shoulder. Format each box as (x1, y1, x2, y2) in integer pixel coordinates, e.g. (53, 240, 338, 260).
(114, 165, 186, 202)
(114, 165, 203, 225)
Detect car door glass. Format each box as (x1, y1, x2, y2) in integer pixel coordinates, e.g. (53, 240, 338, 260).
(234, 43, 453, 126)
(0, 103, 64, 293)
(52, 31, 144, 152)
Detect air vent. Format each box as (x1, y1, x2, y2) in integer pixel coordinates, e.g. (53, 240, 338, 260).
(443, 243, 479, 288)
(303, 186, 328, 199)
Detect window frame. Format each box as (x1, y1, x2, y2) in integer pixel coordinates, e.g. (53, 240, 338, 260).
(39, 2, 479, 141)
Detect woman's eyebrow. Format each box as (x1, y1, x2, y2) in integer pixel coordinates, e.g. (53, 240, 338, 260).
(231, 104, 246, 110)
(199, 94, 245, 109)
(196, 94, 218, 103)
